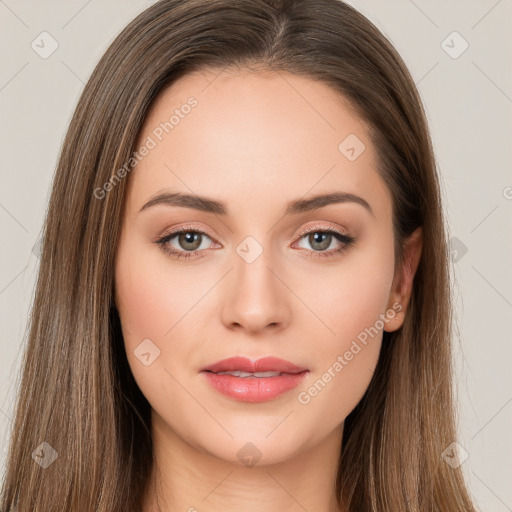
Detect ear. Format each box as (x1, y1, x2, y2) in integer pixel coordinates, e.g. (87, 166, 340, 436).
(384, 227, 423, 332)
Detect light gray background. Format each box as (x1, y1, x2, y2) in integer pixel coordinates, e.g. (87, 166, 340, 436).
(0, 0, 511, 510)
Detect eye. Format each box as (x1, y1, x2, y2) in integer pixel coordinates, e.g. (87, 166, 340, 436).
(155, 226, 217, 260)
(155, 224, 356, 261)
(293, 225, 355, 258)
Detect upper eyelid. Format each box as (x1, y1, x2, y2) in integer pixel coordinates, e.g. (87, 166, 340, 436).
(160, 224, 216, 240)
(161, 223, 349, 242)
(295, 222, 349, 238)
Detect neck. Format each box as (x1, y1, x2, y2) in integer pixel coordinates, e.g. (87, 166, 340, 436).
(142, 410, 345, 512)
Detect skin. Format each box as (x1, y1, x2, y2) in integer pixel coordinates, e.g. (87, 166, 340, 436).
(114, 67, 422, 512)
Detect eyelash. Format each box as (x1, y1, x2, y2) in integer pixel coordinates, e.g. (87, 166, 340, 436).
(155, 224, 356, 261)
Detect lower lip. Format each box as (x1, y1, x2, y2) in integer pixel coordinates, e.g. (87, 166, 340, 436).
(201, 371, 309, 402)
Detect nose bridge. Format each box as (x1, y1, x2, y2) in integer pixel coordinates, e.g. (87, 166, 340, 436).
(222, 235, 289, 332)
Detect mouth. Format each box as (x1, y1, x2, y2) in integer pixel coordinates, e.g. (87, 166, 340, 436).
(200, 356, 309, 403)
(208, 370, 292, 377)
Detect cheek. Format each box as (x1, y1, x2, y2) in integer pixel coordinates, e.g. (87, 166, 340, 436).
(291, 245, 394, 420)
(292, 248, 394, 351)
(115, 243, 204, 340)
(114, 245, 199, 398)
(293, 295, 385, 432)
(115, 259, 168, 341)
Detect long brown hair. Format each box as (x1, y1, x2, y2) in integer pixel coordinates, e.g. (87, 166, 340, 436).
(0, 0, 477, 510)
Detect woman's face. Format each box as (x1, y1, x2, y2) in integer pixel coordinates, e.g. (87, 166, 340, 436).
(115, 68, 408, 465)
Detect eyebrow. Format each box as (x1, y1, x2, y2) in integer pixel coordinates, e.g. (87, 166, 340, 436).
(139, 191, 373, 217)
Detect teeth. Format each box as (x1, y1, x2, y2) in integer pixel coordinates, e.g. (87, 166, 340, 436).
(215, 371, 283, 378)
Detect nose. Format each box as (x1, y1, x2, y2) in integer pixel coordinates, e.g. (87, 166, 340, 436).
(221, 247, 291, 334)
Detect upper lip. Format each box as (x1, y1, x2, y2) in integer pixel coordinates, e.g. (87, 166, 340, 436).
(200, 356, 308, 374)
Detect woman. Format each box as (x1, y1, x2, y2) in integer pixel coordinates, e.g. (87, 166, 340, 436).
(0, 0, 477, 510)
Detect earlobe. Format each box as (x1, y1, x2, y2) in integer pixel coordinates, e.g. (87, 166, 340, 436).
(384, 227, 423, 332)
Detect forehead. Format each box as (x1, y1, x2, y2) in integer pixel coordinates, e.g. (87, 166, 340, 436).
(126, 68, 391, 220)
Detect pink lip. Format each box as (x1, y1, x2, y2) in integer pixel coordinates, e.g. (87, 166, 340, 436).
(201, 356, 308, 374)
(200, 356, 309, 403)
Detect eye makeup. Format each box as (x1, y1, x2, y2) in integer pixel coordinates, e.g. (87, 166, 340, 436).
(154, 223, 356, 261)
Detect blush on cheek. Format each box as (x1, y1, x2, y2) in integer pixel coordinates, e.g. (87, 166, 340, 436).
(115, 252, 209, 377)
(300, 273, 390, 347)
(115, 248, 174, 337)
(307, 277, 388, 409)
